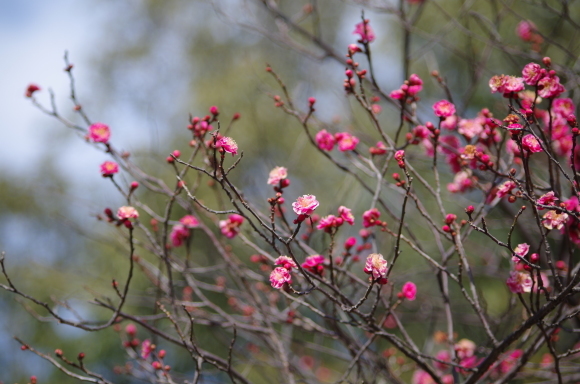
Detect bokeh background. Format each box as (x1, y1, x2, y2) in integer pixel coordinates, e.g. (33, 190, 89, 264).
(2, 0, 580, 382)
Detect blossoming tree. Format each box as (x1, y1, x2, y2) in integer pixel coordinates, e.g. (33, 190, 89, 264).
(4, 0, 580, 383)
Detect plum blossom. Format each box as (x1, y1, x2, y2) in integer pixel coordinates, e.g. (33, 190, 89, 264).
(88, 123, 111, 143)
(216, 136, 238, 155)
(506, 271, 533, 293)
(433, 100, 456, 118)
(100, 161, 119, 177)
(369, 141, 388, 155)
(489, 75, 507, 93)
(522, 134, 543, 153)
(363, 253, 388, 282)
(458, 117, 484, 140)
(516, 20, 537, 41)
(274, 255, 297, 270)
(25, 83, 41, 98)
(542, 210, 569, 230)
(180, 215, 200, 228)
(292, 195, 319, 216)
(219, 214, 244, 238)
(512, 243, 529, 262)
(353, 20, 375, 43)
(170, 215, 199, 246)
(301, 255, 326, 276)
(170, 224, 190, 247)
(270, 267, 292, 289)
(316, 215, 342, 232)
(538, 75, 565, 99)
(141, 339, 154, 359)
(118, 206, 139, 219)
(522, 63, 543, 85)
(400, 282, 417, 301)
(338, 206, 355, 225)
(315, 129, 335, 151)
(362, 208, 381, 227)
(503, 76, 525, 93)
(537, 191, 558, 208)
(455, 339, 476, 359)
(267, 166, 288, 185)
(335, 132, 359, 152)
(496, 180, 516, 198)
(447, 171, 474, 193)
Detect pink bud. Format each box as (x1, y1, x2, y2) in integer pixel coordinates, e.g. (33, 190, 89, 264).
(158, 349, 166, 358)
(344, 236, 357, 250)
(172, 150, 181, 158)
(209, 106, 219, 115)
(543, 57, 551, 67)
(308, 97, 316, 105)
(130, 181, 139, 190)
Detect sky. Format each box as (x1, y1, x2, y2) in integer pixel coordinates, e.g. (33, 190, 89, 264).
(0, 1, 97, 175)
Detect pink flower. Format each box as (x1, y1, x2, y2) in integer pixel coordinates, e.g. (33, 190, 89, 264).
(496, 180, 516, 198)
(87, 123, 111, 143)
(407, 74, 423, 95)
(369, 141, 388, 155)
(401, 282, 417, 301)
(538, 75, 565, 99)
(489, 75, 506, 93)
(503, 76, 525, 93)
(274, 255, 297, 270)
(552, 98, 575, 118)
(516, 20, 537, 42)
(412, 370, 436, 384)
(537, 191, 558, 208)
(506, 271, 533, 293)
(267, 166, 288, 185)
(170, 224, 190, 247)
(434, 350, 451, 370)
(100, 161, 119, 177)
(353, 20, 375, 43)
(362, 208, 381, 228)
(440, 115, 458, 130)
(344, 236, 357, 250)
(25, 83, 41, 98)
(542, 210, 569, 230)
(394, 150, 405, 162)
(433, 100, 456, 118)
(522, 134, 543, 153)
(522, 63, 543, 85)
(117, 206, 139, 219)
(315, 129, 336, 151)
(180, 215, 200, 228)
(317, 215, 342, 232)
(216, 136, 238, 155)
(512, 243, 530, 262)
(270, 267, 292, 289)
(301, 255, 325, 276)
(458, 118, 484, 140)
(338, 206, 355, 225)
(390, 89, 406, 100)
(292, 195, 319, 216)
(125, 323, 137, 336)
(141, 339, 154, 359)
(455, 339, 476, 359)
(447, 171, 474, 193)
(219, 214, 244, 238)
(335, 132, 359, 152)
(363, 253, 388, 282)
